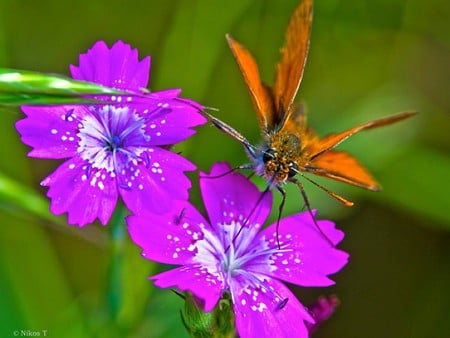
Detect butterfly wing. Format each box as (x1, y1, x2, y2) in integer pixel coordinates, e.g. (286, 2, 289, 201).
(226, 34, 275, 131)
(272, 0, 313, 126)
(305, 150, 381, 190)
(308, 112, 416, 160)
(303, 111, 416, 189)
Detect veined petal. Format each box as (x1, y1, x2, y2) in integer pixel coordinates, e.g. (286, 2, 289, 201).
(232, 277, 313, 338)
(261, 212, 349, 286)
(200, 162, 272, 233)
(127, 201, 208, 265)
(70, 40, 150, 91)
(150, 265, 223, 312)
(140, 96, 206, 145)
(16, 105, 88, 159)
(41, 155, 118, 226)
(119, 147, 195, 214)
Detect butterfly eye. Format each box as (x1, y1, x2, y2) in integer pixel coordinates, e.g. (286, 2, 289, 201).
(262, 148, 276, 163)
(288, 162, 298, 178)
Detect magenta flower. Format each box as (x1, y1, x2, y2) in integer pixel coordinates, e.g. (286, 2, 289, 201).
(128, 162, 348, 337)
(16, 41, 206, 226)
(306, 295, 340, 334)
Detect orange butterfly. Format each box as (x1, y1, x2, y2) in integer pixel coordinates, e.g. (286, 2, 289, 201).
(206, 0, 415, 238)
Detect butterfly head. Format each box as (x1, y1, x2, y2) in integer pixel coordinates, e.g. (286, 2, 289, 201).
(253, 131, 302, 186)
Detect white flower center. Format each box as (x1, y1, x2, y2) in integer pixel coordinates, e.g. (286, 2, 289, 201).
(77, 105, 149, 173)
(194, 221, 281, 289)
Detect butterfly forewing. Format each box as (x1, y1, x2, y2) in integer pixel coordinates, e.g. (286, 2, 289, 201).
(226, 34, 275, 131)
(308, 111, 416, 160)
(273, 0, 313, 125)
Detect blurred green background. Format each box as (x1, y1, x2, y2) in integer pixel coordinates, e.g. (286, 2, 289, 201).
(0, 0, 449, 337)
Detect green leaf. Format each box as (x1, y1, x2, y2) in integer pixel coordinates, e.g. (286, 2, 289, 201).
(0, 171, 55, 223)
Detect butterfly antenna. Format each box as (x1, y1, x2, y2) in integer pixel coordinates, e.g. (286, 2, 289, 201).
(202, 111, 260, 157)
(291, 177, 335, 247)
(172, 97, 210, 113)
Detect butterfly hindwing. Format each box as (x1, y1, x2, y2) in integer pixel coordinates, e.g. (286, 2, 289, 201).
(305, 150, 381, 190)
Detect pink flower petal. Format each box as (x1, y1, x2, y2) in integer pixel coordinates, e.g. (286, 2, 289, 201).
(261, 212, 349, 286)
(70, 40, 150, 91)
(150, 265, 223, 312)
(119, 147, 195, 214)
(16, 105, 87, 159)
(141, 97, 206, 145)
(232, 277, 313, 338)
(127, 201, 208, 265)
(42, 155, 118, 226)
(200, 162, 272, 233)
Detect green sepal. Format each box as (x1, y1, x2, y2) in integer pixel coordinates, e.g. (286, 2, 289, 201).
(181, 292, 236, 338)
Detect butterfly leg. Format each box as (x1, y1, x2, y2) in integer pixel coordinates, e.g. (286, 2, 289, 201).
(292, 178, 335, 247)
(202, 163, 254, 179)
(226, 183, 272, 252)
(275, 186, 288, 249)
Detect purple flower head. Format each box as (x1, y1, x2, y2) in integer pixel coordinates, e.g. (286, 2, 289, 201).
(16, 40, 206, 226)
(306, 295, 340, 334)
(128, 162, 349, 338)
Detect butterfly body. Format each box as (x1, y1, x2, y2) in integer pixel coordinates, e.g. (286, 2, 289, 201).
(253, 127, 302, 185)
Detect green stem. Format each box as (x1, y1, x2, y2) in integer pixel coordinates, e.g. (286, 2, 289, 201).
(106, 203, 128, 321)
